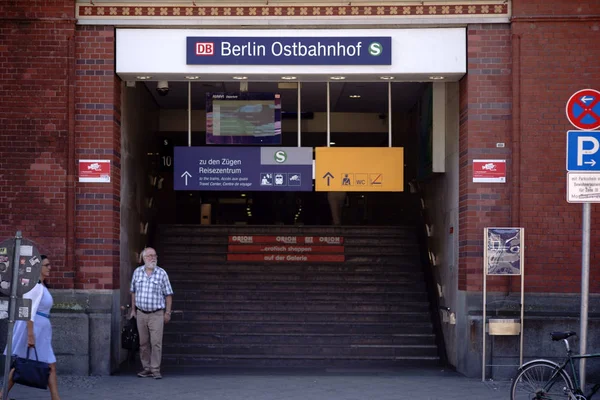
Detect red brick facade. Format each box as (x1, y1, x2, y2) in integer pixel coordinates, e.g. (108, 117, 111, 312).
(74, 25, 121, 290)
(458, 24, 513, 292)
(0, 1, 76, 288)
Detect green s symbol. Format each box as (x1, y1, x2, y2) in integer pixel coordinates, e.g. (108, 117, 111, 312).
(274, 150, 287, 163)
(368, 42, 383, 56)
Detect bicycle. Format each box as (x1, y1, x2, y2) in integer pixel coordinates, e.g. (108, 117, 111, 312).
(511, 331, 600, 400)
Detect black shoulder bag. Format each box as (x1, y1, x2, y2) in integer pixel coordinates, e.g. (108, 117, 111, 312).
(12, 346, 50, 390)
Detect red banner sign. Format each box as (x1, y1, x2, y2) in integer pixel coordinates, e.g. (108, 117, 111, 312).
(78, 159, 111, 183)
(228, 244, 344, 254)
(228, 235, 344, 245)
(472, 159, 506, 183)
(227, 254, 345, 263)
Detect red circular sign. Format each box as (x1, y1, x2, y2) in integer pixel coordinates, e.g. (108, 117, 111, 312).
(566, 88, 600, 130)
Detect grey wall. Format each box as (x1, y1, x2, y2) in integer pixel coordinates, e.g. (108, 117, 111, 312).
(119, 82, 159, 367)
(418, 82, 460, 367)
(458, 291, 600, 380)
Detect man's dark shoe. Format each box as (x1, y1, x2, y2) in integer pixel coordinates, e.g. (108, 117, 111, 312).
(137, 369, 153, 378)
(153, 372, 162, 379)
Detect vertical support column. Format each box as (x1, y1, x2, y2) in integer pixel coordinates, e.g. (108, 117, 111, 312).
(326, 82, 331, 147)
(432, 82, 446, 172)
(188, 81, 192, 147)
(297, 82, 301, 147)
(388, 81, 392, 147)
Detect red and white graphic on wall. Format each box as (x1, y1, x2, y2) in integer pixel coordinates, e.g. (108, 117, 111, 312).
(78, 160, 111, 183)
(473, 159, 506, 183)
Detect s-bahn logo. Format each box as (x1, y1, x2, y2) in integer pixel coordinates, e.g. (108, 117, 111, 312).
(196, 42, 214, 56)
(368, 42, 383, 56)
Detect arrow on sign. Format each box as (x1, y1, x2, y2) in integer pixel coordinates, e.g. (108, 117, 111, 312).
(322, 172, 334, 186)
(585, 160, 597, 167)
(181, 171, 192, 186)
(581, 96, 594, 105)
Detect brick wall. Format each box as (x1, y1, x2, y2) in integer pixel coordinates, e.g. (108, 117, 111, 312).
(510, 1, 600, 293)
(0, 1, 76, 288)
(458, 24, 512, 292)
(75, 26, 121, 290)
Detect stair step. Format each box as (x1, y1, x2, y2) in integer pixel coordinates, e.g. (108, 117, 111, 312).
(170, 310, 431, 323)
(169, 272, 424, 283)
(163, 264, 423, 274)
(161, 355, 441, 369)
(160, 236, 418, 246)
(160, 254, 420, 264)
(166, 321, 434, 334)
(170, 281, 427, 291)
(163, 333, 436, 346)
(158, 225, 417, 237)
(172, 300, 430, 313)
(178, 290, 430, 302)
(162, 343, 439, 358)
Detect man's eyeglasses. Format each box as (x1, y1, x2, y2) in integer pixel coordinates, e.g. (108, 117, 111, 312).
(144, 254, 157, 258)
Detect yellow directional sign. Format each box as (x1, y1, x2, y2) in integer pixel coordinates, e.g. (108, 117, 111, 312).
(315, 147, 404, 192)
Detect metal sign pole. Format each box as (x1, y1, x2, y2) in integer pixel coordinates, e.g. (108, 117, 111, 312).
(2, 231, 22, 400)
(482, 228, 488, 382)
(580, 202, 591, 389)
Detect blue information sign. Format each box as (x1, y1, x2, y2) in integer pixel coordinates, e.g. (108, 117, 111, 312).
(186, 37, 392, 65)
(567, 130, 600, 171)
(174, 147, 313, 191)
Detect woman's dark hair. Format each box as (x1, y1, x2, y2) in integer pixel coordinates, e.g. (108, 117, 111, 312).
(40, 255, 49, 288)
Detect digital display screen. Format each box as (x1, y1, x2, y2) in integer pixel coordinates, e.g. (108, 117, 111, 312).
(206, 92, 282, 145)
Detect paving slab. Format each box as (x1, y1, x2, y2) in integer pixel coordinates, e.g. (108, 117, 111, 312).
(1, 367, 513, 400)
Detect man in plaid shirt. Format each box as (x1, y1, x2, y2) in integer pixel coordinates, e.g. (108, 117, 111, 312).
(129, 247, 174, 379)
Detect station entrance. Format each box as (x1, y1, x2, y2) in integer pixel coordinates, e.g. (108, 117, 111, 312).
(116, 27, 464, 371)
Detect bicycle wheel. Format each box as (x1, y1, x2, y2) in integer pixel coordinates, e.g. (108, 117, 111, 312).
(511, 360, 574, 399)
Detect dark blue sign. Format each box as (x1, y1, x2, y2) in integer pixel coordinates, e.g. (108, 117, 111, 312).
(174, 147, 313, 191)
(567, 130, 600, 171)
(186, 37, 391, 65)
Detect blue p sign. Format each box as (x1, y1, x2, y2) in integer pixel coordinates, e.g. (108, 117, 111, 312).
(567, 130, 600, 171)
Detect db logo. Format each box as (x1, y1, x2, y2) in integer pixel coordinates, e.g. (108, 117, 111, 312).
(195, 42, 214, 56)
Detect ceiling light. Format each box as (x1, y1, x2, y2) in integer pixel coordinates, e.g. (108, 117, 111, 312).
(185, 76, 200, 80)
(379, 76, 394, 80)
(330, 76, 346, 80)
(429, 76, 445, 80)
(136, 76, 152, 80)
(233, 76, 247, 80)
(349, 94, 361, 99)
(281, 76, 297, 80)
(329, 142, 336, 145)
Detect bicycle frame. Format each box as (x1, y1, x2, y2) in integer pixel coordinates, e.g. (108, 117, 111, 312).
(539, 339, 600, 399)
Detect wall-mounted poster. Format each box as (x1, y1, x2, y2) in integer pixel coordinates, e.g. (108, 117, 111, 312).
(484, 227, 524, 276)
(206, 92, 282, 145)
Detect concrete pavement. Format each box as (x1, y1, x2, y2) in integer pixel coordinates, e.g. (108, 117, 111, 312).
(1, 367, 513, 400)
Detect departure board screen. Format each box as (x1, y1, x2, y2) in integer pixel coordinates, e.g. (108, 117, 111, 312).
(206, 93, 282, 145)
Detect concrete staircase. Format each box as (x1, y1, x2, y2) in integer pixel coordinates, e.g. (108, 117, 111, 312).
(156, 225, 442, 369)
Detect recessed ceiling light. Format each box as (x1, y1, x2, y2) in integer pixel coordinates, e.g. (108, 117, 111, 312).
(329, 142, 336, 145)
(281, 76, 297, 80)
(233, 76, 248, 80)
(429, 76, 445, 80)
(349, 94, 361, 99)
(379, 76, 394, 80)
(330, 76, 346, 80)
(185, 76, 200, 80)
(136, 76, 152, 80)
